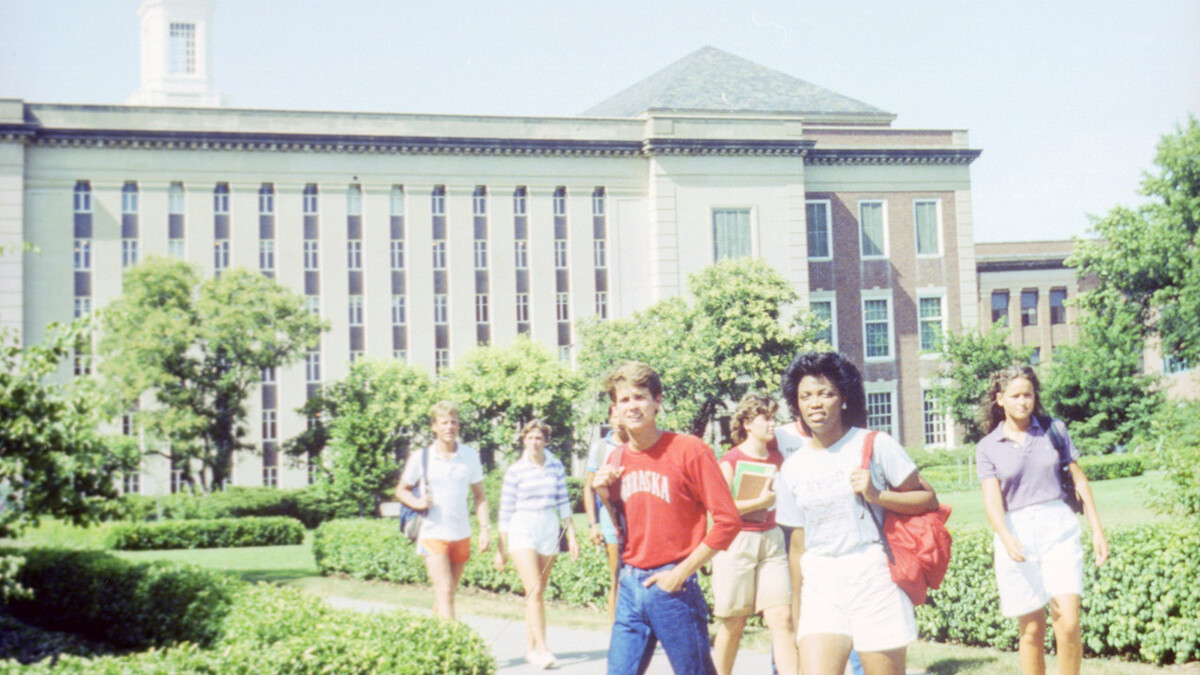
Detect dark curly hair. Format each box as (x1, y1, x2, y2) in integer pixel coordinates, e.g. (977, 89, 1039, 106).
(780, 351, 867, 433)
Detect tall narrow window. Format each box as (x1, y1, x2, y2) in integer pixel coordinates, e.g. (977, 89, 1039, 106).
(712, 208, 751, 261)
(473, 186, 490, 345)
(74, 181, 92, 213)
(212, 183, 229, 213)
(1021, 289, 1038, 326)
(806, 201, 831, 259)
(169, 22, 196, 74)
(121, 181, 139, 214)
(1050, 288, 1067, 324)
(922, 390, 946, 446)
(213, 182, 228, 276)
(991, 290, 1009, 326)
(553, 187, 571, 352)
(346, 184, 362, 216)
(258, 183, 275, 215)
(121, 182, 140, 268)
(168, 182, 186, 215)
(303, 184, 319, 215)
(514, 187, 530, 334)
(432, 241, 446, 269)
(74, 239, 91, 270)
(863, 297, 892, 359)
(593, 187, 610, 321)
(866, 391, 894, 435)
(914, 200, 940, 256)
(859, 201, 886, 257)
(918, 297, 943, 352)
(348, 295, 363, 326)
(433, 295, 448, 324)
(809, 297, 836, 350)
(390, 185, 407, 359)
(432, 185, 445, 216)
(304, 241, 319, 270)
(347, 240, 362, 270)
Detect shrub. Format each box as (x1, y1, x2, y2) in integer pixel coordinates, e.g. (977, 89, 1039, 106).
(1076, 454, 1145, 481)
(112, 486, 353, 528)
(1, 547, 236, 649)
(103, 517, 304, 551)
(918, 522, 1200, 665)
(1, 550, 496, 674)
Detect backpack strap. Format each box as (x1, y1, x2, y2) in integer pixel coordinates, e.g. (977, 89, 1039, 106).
(857, 431, 894, 564)
(1039, 415, 1070, 467)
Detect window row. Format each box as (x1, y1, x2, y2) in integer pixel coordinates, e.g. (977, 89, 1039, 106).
(808, 293, 947, 360)
(806, 199, 944, 260)
(990, 288, 1069, 327)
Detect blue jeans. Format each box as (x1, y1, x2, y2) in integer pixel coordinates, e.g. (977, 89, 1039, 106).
(608, 563, 716, 675)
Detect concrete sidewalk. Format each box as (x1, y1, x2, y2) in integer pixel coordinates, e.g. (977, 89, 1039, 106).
(323, 595, 774, 674)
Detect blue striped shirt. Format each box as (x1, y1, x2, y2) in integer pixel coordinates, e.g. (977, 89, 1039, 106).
(498, 452, 572, 531)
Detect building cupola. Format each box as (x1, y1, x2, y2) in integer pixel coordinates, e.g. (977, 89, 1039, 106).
(127, 0, 226, 107)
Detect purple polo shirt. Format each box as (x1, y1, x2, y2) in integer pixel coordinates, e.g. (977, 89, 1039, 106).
(976, 417, 1080, 512)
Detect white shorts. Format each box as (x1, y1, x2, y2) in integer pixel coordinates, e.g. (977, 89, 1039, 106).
(505, 508, 562, 556)
(797, 544, 917, 652)
(994, 499, 1083, 618)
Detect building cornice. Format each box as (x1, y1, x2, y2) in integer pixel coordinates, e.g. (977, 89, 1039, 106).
(0, 124, 825, 158)
(806, 148, 982, 166)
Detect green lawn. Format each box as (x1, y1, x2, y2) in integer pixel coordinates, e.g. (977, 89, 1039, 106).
(938, 471, 1168, 531)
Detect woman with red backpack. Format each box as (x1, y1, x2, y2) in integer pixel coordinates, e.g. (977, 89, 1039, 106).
(774, 352, 939, 675)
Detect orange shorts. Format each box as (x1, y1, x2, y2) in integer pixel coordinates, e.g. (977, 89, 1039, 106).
(420, 537, 471, 563)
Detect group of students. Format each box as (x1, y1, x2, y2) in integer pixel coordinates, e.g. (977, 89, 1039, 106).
(396, 352, 1108, 675)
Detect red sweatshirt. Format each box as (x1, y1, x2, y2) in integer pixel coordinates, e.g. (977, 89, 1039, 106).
(607, 432, 740, 569)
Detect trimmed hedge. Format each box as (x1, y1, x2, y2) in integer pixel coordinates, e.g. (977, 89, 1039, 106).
(115, 486, 355, 528)
(918, 522, 1200, 665)
(1077, 454, 1145, 481)
(318, 518, 1200, 666)
(1, 547, 236, 648)
(103, 517, 305, 551)
(314, 518, 633, 609)
(0, 548, 496, 674)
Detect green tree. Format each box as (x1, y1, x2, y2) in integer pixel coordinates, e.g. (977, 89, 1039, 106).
(1040, 287, 1164, 455)
(931, 324, 1033, 444)
(442, 337, 583, 467)
(1134, 400, 1200, 517)
(1, 321, 138, 537)
(2, 321, 139, 599)
(1070, 116, 1200, 364)
(286, 358, 436, 516)
(98, 258, 326, 491)
(577, 258, 823, 438)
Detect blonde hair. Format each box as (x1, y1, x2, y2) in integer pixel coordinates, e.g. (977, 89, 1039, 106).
(429, 400, 459, 426)
(603, 361, 663, 402)
(520, 418, 551, 443)
(730, 394, 779, 445)
(979, 364, 1046, 433)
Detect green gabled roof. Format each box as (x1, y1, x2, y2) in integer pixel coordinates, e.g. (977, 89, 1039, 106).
(582, 46, 892, 120)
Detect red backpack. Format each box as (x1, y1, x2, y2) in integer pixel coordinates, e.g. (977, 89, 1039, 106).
(860, 431, 953, 606)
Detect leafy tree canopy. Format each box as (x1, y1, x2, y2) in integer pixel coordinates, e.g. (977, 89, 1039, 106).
(1041, 286, 1163, 455)
(577, 258, 824, 438)
(442, 337, 583, 467)
(1071, 115, 1200, 364)
(98, 258, 326, 491)
(286, 358, 436, 516)
(1, 321, 138, 538)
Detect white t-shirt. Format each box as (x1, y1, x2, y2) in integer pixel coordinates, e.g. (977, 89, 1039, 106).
(775, 427, 916, 557)
(773, 421, 811, 458)
(400, 443, 484, 542)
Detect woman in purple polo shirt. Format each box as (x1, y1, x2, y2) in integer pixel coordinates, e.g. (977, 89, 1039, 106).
(977, 365, 1108, 675)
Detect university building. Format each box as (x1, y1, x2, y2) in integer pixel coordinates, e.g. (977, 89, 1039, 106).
(1, 1, 986, 493)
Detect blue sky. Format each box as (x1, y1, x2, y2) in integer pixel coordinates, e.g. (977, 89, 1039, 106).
(1, 1, 1197, 243)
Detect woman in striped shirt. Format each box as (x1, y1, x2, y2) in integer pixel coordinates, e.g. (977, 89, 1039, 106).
(494, 419, 579, 669)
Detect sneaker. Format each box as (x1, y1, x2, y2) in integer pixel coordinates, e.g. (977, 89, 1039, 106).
(539, 651, 557, 669)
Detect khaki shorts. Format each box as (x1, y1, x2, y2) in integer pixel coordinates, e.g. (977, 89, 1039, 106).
(711, 527, 791, 618)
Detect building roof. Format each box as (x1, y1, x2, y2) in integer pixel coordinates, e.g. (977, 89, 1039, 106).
(581, 46, 894, 120)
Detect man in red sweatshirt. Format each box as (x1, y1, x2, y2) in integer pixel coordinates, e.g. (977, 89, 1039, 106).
(592, 361, 741, 675)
